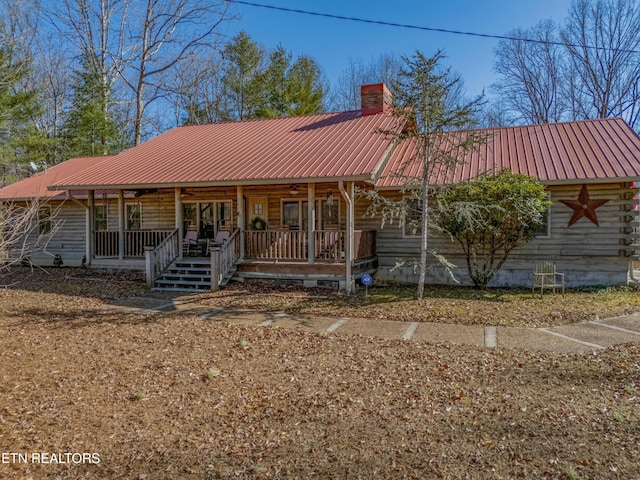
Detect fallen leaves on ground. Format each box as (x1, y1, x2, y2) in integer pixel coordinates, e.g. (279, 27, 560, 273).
(0, 269, 639, 479)
(199, 281, 640, 328)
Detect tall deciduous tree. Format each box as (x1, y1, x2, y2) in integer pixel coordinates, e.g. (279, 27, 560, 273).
(491, 0, 640, 131)
(561, 0, 640, 129)
(166, 53, 227, 126)
(363, 50, 484, 299)
(332, 53, 402, 111)
(434, 169, 551, 289)
(45, 0, 230, 144)
(492, 20, 567, 124)
(124, 0, 230, 144)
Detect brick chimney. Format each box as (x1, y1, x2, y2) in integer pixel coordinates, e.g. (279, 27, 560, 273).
(361, 83, 392, 115)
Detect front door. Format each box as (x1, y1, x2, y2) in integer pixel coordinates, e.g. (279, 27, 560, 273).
(247, 197, 268, 229)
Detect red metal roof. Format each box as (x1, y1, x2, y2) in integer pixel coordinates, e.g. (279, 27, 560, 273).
(0, 156, 113, 200)
(52, 111, 402, 190)
(377, 118, 640, 187)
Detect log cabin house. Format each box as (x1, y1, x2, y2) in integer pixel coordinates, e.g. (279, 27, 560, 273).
(2, 84, 640, 292)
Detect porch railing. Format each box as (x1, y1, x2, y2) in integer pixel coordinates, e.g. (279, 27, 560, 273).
(94, 231, 119, 257)
(244, 230, 376, 262)
(245, 230, 307, 260)
(94, 230, 174, 257)
(144, 229, 180, 286)
(211, 228, 241, 289)
(314, 230, 345, 262)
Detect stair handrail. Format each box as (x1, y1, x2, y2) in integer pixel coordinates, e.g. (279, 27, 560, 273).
(145, 228, 180, 286)
(211, 228, 240, 290)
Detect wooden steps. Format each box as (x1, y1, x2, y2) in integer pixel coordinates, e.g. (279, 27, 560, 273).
(153, 259, 211, 292)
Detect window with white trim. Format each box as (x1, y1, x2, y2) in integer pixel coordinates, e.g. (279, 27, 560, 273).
(534, 194, 551, 238)
(126, 203, 142, 230)
(94, 204, 108, 231)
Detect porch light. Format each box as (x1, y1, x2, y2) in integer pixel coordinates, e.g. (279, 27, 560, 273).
(290, 185, 299, 195)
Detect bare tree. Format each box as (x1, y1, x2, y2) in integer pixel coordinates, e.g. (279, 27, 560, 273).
(492, 20, 567, 124)
(331, 53, 403, 111)
(43, 0, 231, 145)
(123, 0, 230, 144)
(24, 39, 75, 164)
(42, 0, 133, 149)
(491, 0, 640, 130)
(164, 53, 227, 126)
(0, 199, 63, 273)
(561, 0, 640, 129)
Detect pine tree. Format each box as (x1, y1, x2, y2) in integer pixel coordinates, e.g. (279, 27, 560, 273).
(364, 50, 484, 299)
(63, 53, 120, 157)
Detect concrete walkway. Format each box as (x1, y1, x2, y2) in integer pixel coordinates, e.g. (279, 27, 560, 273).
(109, 296, 640, 354)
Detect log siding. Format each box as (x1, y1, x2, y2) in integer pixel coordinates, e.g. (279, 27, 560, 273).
(363, 183, 639, 288)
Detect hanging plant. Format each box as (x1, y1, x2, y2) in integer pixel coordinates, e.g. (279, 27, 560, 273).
(250, 216, 267, 231)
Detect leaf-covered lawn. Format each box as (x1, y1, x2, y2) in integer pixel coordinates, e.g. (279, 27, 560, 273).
(0, 300, 638, 479)
(199, 282, 640, 328)
(3, 267, 640, 329)
(0, 268, 639, 478)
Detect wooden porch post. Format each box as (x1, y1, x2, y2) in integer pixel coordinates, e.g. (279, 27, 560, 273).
(86, 190, 94, 266)
(175, 187, 183, 259)
(307, 183, 315, 264)
(237, 185, 244, 261)
(117, 190, 125, 260)
(347, 181, 355, 284)
(339, 181, 355, 294)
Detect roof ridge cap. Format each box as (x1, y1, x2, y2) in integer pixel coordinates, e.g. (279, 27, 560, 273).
(174, 110, 363, 129)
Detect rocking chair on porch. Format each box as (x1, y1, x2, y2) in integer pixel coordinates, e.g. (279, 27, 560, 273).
(205, 230, 230, 255)
(183, 230, 199, 256)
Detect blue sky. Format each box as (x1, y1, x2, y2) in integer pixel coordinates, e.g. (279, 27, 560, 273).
(222, 0, 574, 100)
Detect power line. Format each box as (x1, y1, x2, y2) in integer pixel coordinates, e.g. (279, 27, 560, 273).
(226, 0, 640, 55)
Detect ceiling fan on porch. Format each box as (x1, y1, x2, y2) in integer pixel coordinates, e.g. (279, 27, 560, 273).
(134, 188, 158, 197)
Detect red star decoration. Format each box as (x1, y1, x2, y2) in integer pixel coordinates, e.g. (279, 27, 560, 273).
(559, 184, 609, 227)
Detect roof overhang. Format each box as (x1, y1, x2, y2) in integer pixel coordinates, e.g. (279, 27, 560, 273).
(373, 176, 640, 191)
(50, 174, 379, 192)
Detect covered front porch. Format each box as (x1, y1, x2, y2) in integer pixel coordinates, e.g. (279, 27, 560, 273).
(85, 182, 377, 292)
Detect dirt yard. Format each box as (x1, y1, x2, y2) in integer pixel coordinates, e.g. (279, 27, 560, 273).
(0, 269, 639, 479)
